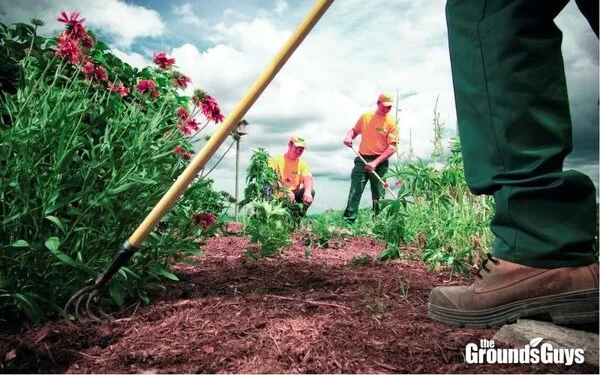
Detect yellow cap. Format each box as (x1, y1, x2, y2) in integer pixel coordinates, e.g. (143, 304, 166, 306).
(378, 93, 394, 106)
(290, 135, 307, 148)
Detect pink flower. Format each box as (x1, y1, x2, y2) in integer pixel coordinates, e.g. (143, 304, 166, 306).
(55, 33, 80, 64)
(57, 11, 89, 43)
(153, 52, 176, 70)
(200, 96, 224, 123)
(136, 79, 155, 94)
(177, 107, 189, 120)
(382, 182, 390, 189)
(136, 79, 160, 99)
(172, 72, 192, 89)
(81, 62, 107, 83)
(57, 11, 85, 28)
(107, 82, 130, 97)
(192, 212, 217, 229)
(173, 145, 191, 160)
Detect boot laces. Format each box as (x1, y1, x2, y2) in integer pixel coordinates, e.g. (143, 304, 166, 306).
(475, 253, 499, 279)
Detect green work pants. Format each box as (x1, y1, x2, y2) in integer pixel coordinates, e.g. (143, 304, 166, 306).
(446, 0, 598, 268)
(343, 156, 389, 223)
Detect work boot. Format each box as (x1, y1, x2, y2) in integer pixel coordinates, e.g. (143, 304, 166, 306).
(428, 254, 599, 328)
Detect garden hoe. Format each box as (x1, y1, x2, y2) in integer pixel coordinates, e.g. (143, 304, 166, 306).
(64, 0, 335, 322)
(350, 145, 398, 199)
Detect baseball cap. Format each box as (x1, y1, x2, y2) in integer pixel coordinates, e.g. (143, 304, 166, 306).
(378, 93, 394, 106)
(290, 135, 307, 148)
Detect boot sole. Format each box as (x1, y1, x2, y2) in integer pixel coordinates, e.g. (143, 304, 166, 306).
(428, 289, 599, 329)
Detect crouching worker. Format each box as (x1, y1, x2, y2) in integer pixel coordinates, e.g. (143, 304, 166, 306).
(268, 136, 315, 219)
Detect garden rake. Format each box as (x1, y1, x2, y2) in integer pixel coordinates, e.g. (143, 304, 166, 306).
(349, 145, 397, 199)
(64, 0, 335, 322)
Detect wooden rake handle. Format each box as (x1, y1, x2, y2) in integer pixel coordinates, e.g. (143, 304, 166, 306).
(349, 146, 397, 199)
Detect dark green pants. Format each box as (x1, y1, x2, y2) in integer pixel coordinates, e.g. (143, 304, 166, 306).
(446, 0, 598, 268)
(343, 156, 389, 223)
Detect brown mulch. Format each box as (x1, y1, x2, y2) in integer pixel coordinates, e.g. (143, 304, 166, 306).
(0, 233, 597, 373)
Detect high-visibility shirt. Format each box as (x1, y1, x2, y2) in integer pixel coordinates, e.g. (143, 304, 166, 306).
(268, 154, 312, 191)
(353, 110, 398, 155)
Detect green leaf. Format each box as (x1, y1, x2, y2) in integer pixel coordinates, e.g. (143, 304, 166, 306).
(44, 237, 60, 252)
(109, 284, 124, 306)
(45, 215, 66, 233)
(156, 268, 179, 281)
(128, 176, 157, 185)
(9, 240, 30, 248)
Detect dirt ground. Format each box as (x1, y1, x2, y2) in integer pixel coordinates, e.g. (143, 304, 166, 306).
(0, 233, 597, 374)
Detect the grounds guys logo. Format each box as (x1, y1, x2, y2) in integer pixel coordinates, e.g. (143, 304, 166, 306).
(465, 338, 585, 365)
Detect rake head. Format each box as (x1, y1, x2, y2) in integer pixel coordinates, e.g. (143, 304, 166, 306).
(63, 241, 137, 323)
(63, 283, 113, 322)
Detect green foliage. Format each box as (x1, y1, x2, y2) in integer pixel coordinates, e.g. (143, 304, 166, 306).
(377, 137, 494, 275)
(0, 18, 224, 322)
(245, 201, 294, 258)
(238, 148, 280, 208)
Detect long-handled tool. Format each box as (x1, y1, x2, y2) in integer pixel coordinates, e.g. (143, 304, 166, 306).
(349, 145, 397, 199)
(64, 0, 335, 322)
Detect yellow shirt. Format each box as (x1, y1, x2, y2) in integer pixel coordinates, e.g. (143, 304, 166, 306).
(353, 111, 398, 155)
(268, 154, 312, 191)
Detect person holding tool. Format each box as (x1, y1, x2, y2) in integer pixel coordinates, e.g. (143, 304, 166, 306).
(342, 93, 398, 223)
(428, 0, 599, 328)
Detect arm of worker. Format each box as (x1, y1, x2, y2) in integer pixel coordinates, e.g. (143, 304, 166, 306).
(301, 176, 314, 204)
(365, 143, 396, 171)
(343, 129, 357, 147)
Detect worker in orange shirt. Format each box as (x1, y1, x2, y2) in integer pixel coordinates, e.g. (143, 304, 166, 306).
(342, 93, 398, 223)
(269, 136, 315, 218)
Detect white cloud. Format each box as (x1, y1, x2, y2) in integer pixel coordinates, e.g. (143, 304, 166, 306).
(275, 0, 288, 16)
(172, 3, 205, 27)
(0, 0, 165, 48)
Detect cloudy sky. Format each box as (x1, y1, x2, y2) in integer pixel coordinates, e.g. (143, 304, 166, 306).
(1, 0, 598, 213)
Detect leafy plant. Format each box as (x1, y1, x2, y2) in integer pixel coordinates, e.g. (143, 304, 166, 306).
(245, 200, 294, 258)
(0, 14, 226, 322)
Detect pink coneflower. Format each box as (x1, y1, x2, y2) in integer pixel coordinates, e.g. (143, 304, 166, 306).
(57, 11, 90, 43)
(81, 62, 107, 83)
(176, 107, 190, 120)
(200, 96, 224, 123)
(55, 33, 80, 64)
(192, 212, 217, 229)
(177, 118, 199, 136)
(172, 72, 192, 89)
(107, 82, 130, 97)
(173, 145, 191, 160)
(136, 79, 155, 94)
(136, 79, 161, 99)
(153, 52, 176, 70)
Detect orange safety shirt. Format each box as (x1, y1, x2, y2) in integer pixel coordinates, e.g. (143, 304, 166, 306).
(268, 154, 312, 191)
(353, 111, 398, 155)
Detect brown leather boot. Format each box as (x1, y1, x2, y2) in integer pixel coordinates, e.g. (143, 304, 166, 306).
(428, 254, 599, 328)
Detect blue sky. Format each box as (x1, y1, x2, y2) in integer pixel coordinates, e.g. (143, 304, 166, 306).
(1, 0, 598, 213)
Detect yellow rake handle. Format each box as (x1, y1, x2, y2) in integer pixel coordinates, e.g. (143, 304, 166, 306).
(128, 0, 335, 247)
(350, 145, 397, 199)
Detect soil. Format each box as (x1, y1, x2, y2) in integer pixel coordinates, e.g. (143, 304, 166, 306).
(0, 233, 597, 374)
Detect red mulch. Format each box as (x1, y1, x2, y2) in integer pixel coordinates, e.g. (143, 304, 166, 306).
(0, 233, 597, 373)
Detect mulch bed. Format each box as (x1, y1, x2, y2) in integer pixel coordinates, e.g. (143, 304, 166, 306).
(0, 233, 597, 373)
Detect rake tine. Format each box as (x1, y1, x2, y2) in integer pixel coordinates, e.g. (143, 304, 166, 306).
(63, 284, 95, 321)
(98, 306, 114, 321)
(85, 289, 104, 323)
(74, 291, 89, 322)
